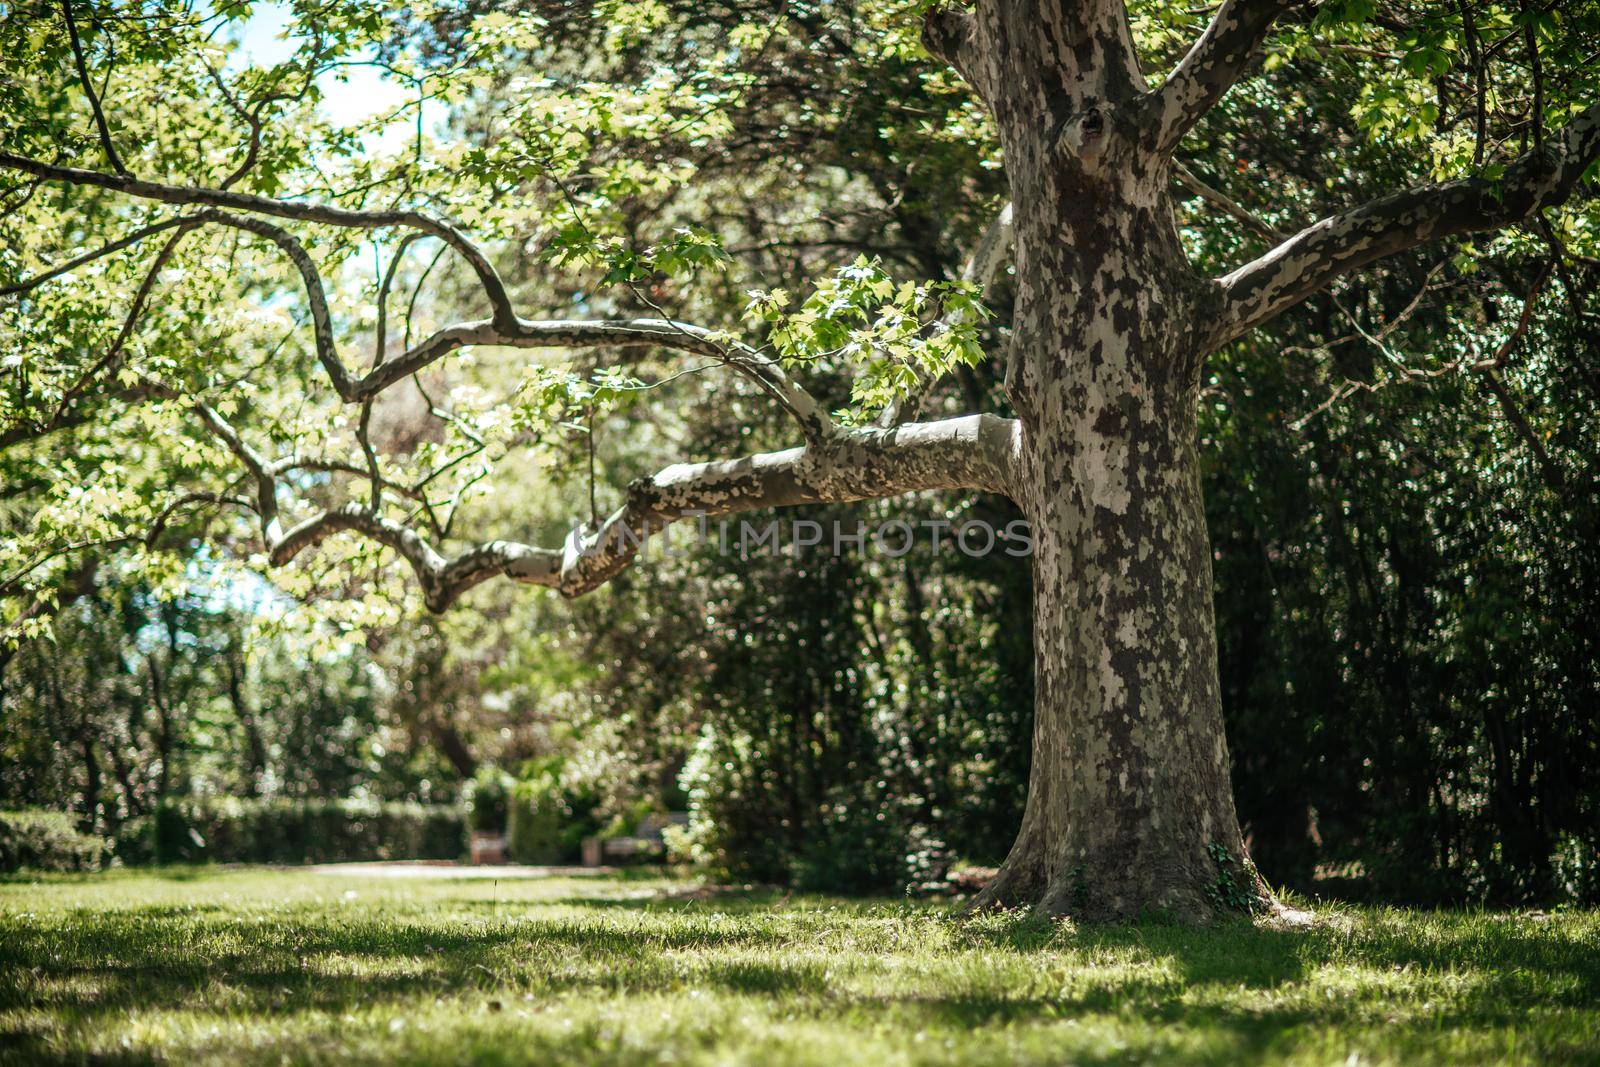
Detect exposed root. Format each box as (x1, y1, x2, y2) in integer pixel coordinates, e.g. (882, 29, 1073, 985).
(1258, 898, 1321, 930)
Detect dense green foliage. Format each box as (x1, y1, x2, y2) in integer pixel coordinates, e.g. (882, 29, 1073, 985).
(0, 574, 471, 824)
(0, 809, 108, 872)
(2, 0, 1599, 905)
(1210, 308, 1600, 905)
(467, 766, 512, 833)
(651, 500, 1030, 890)
(116, 796, 464, 865)
(2, 867, 1599, 1065)
(505, 763, 602, 864)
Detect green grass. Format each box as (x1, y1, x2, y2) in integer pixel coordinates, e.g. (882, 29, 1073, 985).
(1, 867, 1597, 1065)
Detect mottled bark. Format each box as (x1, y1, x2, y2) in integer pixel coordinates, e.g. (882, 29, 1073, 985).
(1145, 0, 1301, 155)
(941, 0, 1272, 920)
(258, 411, 1019, 611)
(1213, 97, 1600, 344)
(913, 0, 1600, 923)
(990, 372, 1262, 920)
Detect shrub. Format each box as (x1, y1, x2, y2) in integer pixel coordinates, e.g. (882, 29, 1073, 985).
(466, 767, 512, 833)
(113, 815, 157, 867)
(0, 810, 109, 872)
(672, 725, 944, 892)
(507, 766, 601, 865)
(119, 797, 465, 865)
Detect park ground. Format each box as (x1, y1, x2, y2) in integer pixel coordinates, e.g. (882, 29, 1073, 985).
(1, 867, 1597, 1066)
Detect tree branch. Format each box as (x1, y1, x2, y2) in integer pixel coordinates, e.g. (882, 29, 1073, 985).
(264, 412, 1020, 611)
(42, 223, 199, 431)
(0, 156, 833, 442)
(1173, 162, 1286, 241)
(1210, 100, 1600, 347)
(60, 0, 128, 177)
(361, 317, 831, 440)
(265, 456, 431, 505)
(0, 379, 159, 452)
(0, 152, 519, 331)
(1147, 0, 1300, 155)
(921, 4, 979, 83)
(0, 215, 202, 296)
(144, 491, 256, 546)
(172, 367, 948, 614)
(192, 400, 281, 541)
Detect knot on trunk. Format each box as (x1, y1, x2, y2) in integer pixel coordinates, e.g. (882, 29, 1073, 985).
(1053, 101, 1125, 174)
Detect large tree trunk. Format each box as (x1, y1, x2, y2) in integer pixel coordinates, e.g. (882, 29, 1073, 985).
(978, 222, 1269, 918)
(949, 0, 1272, 921)
(982, 379, 1265, 920)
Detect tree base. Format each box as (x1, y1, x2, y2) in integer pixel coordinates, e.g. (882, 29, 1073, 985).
(967, 841, 1279, 925)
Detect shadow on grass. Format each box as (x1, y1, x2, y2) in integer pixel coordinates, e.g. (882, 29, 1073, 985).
(0, 1024, 157, 1066)
(508, 886, 791, 911)
(0, 902, 821, 1026)
(962, 907, 1598, 989)
(3, 888, 1598, 1066)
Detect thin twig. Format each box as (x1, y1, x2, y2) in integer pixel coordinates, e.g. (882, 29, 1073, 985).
(61, 0, 128, 177)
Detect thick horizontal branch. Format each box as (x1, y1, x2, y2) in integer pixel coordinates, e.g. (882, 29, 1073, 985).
(1210, 100, 1600, 347)
(266, 412, 1021, 611)
(1147, 0, 1299, 155)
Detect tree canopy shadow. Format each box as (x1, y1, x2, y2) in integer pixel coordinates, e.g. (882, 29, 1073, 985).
(4, 894, 1597, 1066)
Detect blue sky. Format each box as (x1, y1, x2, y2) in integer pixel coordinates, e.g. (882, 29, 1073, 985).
(231, 1, 443, 150)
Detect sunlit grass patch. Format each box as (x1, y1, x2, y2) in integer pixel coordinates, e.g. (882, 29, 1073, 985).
(1, 867, 1596, 1065)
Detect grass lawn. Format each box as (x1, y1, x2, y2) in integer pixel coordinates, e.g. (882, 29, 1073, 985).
(1, 867, 1597, 1065)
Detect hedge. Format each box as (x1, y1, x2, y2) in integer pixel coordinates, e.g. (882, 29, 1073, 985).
(0, 810, 109, 872)
(467, 768, 512, 833)
(506, 774, 601, 865)
(117, 797, 465, 866)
